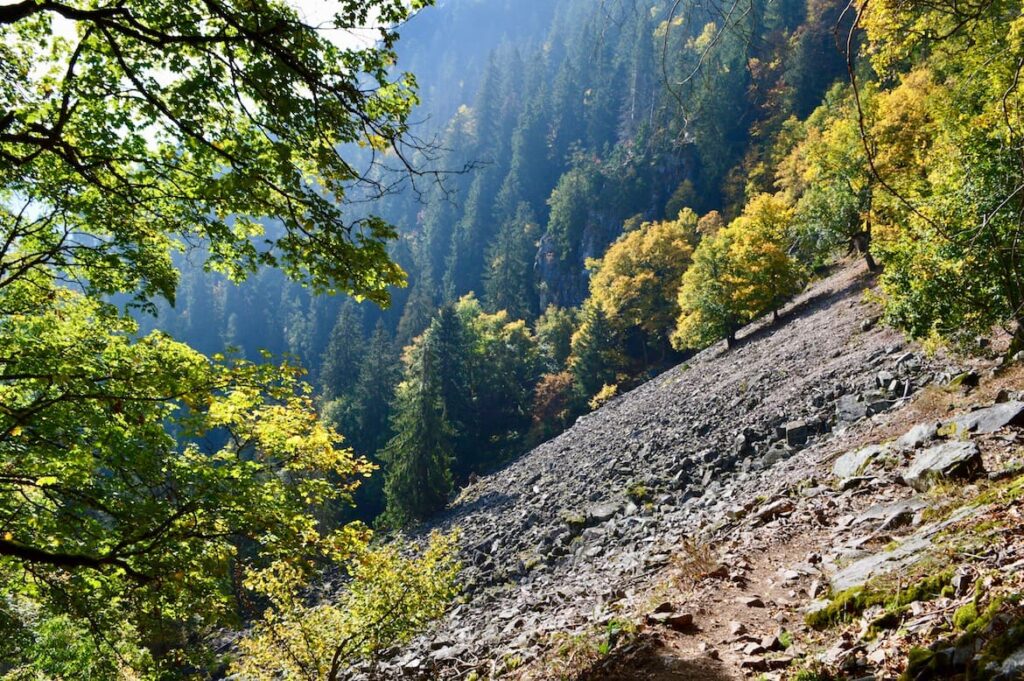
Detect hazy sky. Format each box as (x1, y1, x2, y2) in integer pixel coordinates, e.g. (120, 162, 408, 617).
(0, 0, 386, 50)
(290, 1, 385, 50)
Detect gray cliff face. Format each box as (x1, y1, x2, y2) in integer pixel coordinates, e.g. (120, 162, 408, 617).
(350, 262, 948, 678)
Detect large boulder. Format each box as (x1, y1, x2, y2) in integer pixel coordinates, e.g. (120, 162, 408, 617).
(944, 401, 1024, 435)
(836, 394, 868, 424)
(833, 444, 886, 480)
(896, 422, 939, 450)
(902, 441, 984, 492)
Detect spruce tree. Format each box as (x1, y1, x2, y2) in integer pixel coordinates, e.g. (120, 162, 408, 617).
(430, 306, 475, 478)
(568, 301, 622, 400)
(396, 272, 438, 349)
(382, 334, 454, 526)
(484, 203, 540, 320)
(353, 321, 400, 456)
(319, 301, 365, 400)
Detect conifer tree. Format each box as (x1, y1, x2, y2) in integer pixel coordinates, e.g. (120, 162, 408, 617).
(430, 305, 475, 477)
(456, 297, 541, 464)
(484, 203, 540, 320)
(396, 273, 439, 349)
(353, 321, 400, 457)
(568, 301, 623, 400)
(319, 301, 365, 400)
(382, 335, 454, 526)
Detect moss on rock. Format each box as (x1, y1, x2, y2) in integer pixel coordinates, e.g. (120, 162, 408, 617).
(806, 570, 955, 630)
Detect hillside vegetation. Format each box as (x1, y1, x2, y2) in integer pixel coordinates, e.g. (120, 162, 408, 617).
(141, 0, 1024, 530)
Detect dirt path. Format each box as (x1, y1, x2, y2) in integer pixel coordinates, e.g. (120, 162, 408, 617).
(582, 363, 1024, 681)
(589, 512, 838, 680)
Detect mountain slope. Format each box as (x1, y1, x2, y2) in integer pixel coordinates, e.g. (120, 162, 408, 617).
(355, 260, 950, 678)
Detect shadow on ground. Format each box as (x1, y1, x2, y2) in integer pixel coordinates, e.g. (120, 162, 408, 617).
(583, 635, 738, 681)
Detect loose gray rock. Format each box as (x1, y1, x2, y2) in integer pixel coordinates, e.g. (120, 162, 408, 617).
(830, 506, 981, 591)
(754, 498, 795, 524)
(833, 444, 886, 480)
(587, 503, 620, 525)
(947, 370, 980, 389)
(945, 401, 1024, 435)
(830, 535, 932, 593)
(786, 421, 809, 447)
(866, 394, 898, 416)
(896, 422, 939, 450)
(903, 441, 984, 492)
(762, 441, 794, 467)
(998, 645, 1024, 680)
(851, 498, 927, 530)
(836, 394, 868, 424)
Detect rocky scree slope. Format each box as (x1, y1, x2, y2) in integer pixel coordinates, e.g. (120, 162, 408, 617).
(563, 382, 1024, 681)
(354, 262, 953, 679)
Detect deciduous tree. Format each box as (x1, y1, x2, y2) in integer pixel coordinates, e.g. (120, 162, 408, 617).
(586, 211, 696, 361)
(0, 0, 447, 671)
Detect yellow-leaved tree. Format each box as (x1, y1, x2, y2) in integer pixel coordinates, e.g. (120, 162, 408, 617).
(728, 194, 805, 323)
(586, 210, 697, 362)
(673, 196, 803, 350)
(777, 84, 880, 270)
(672, 224, 742, 350)
(233, 531, 460, 681)
(848, 0, 1024, 350)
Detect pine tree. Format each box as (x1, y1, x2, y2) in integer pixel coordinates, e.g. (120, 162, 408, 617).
(568, 301, 622, 400)
(352, 321, 400, 456)
(319, 301, 365, 400)
(396, 272, 438, 349)
(382, 334, 454, 526)
(484, 203, 540, 320)
(429, 306, 475, 478)
(499, 76, 557, 219)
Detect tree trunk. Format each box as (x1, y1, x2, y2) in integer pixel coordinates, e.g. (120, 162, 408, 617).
(853, 228, 880, 273)
(863, 249, 879, 272)
(1010, 321, 1024, 358)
